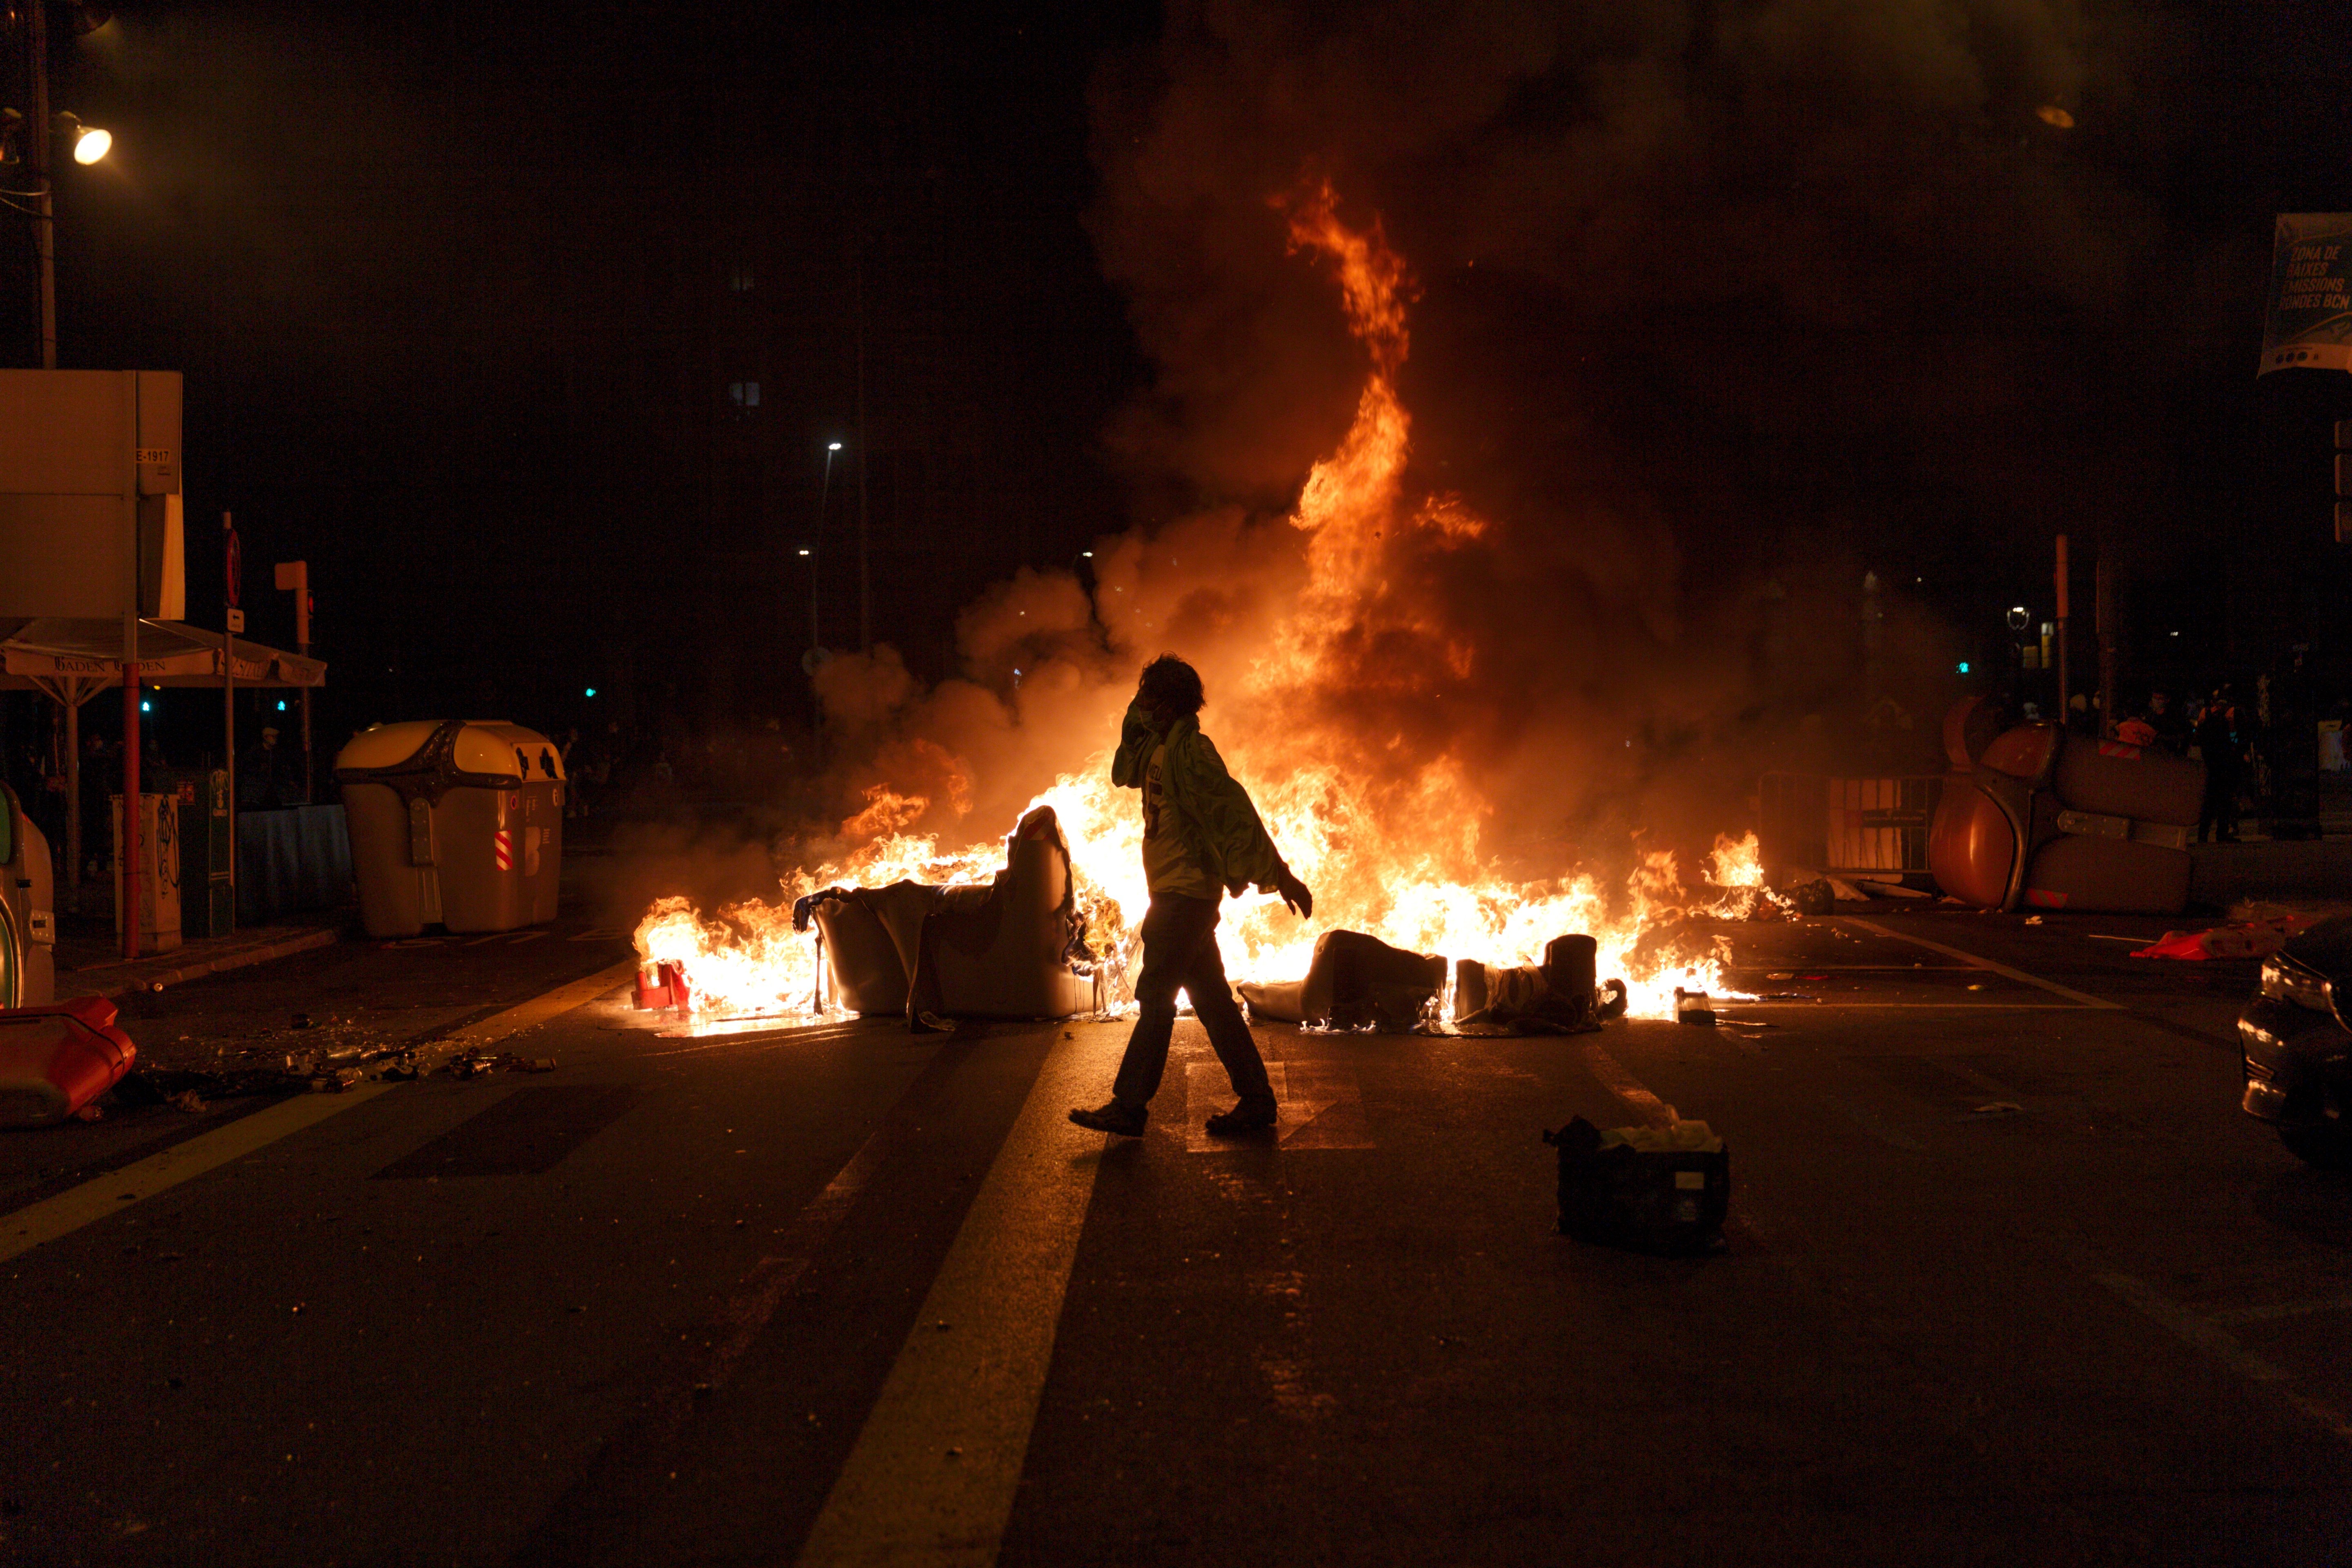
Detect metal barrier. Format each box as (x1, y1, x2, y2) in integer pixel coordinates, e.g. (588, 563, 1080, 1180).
(1760, 772, 1944, 875)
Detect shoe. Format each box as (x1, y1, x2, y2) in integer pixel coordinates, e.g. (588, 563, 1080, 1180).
(1204, 1096, 1278, 1136)
(1069, 1102, 1148, 1137)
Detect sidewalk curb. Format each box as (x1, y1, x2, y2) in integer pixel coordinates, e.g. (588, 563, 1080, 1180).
(70, 928, 344, 1000)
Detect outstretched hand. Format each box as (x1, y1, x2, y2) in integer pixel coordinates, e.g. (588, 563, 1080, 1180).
(1276, 869, 1314, 920)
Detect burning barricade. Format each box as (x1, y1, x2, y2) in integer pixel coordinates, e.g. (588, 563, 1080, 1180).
(631, 811, 1763, 1036)
(627, 189, 1795, 1035)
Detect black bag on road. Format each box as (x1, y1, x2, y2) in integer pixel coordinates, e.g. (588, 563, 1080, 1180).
(1543, 1115, 1729, 1256)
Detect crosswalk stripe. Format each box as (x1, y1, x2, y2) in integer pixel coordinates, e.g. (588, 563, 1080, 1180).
(794, 1030, 1106, 1568)
(1840, 918, 2120, 1009)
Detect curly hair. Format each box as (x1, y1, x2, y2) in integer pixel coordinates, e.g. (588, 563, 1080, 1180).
(1137, 654, 1205, 717)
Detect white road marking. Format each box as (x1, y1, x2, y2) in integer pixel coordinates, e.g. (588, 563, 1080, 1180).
(1183, 1060, 1371, 1151)
(2094, 1270, 2352, 1442)
(0, 960, 635, 1266)
(1840, 918, 2121, 1009)
(641, 1021, 874, 1058)
(1732, 1001, 2085, 1010)
(794, 1029, 1106, 1568)
(2208, 1294, 2352, 1326)
(1581, 1044, 1679, 1125)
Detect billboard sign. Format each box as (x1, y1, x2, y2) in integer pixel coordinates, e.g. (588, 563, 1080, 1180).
(2261, 214, 2352, 375)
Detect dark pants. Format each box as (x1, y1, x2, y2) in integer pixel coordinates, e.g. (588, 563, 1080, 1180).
(2201, 764, 2241, 842)
(1111, 894, 1273, 1111)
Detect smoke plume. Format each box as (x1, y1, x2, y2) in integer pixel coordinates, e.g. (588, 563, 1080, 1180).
(794, 0, 2177, 886)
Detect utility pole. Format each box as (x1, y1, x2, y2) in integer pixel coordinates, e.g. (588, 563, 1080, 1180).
(2096, 543, 2118, 740)
(855, 261, 871, 655)
(27, 0, 55, 369)
(120, 376, 138, 959)
(223, 513, 240, 931)
(2054, 534, 2070, 725)
(275, 561, 311, 800)
(812, 441, 840, 655)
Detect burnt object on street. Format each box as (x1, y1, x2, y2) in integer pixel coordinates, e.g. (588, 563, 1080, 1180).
(1543, 1115, 1729, 1256)
(1928, 696, 2201, 914)
(1450, 934, 1629, 1033)
(800, 806, 1103, 1027)
(0, 996, 138, 1126)
(1673, 987, 1717, 1027)
(1237, 930, 1446, 1030)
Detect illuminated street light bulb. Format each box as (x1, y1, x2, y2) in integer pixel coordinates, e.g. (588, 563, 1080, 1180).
(797, 548, 811, 557)
(827, 441, 842, 452)
(56, 114, 109, 164)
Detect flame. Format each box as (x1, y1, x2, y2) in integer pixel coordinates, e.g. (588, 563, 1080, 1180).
(637, 182, 1753, 1026)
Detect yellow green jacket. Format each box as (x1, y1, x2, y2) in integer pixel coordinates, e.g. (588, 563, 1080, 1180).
(1111, 704, 1288, 896)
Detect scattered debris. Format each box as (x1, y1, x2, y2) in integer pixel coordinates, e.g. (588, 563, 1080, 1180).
(1782, 879, 1836, 916)
(2133, 914, 2317, 961)
(165, 1089, 207, 1114)
(289, 1013, 313, 1030)
(1971, 1102, 2025, 1116)
(444, 1049, 558, 1079)
(1673, 987, 1717, 1027)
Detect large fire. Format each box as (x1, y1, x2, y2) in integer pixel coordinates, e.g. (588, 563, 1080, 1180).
(637, 183, 1764, 1027)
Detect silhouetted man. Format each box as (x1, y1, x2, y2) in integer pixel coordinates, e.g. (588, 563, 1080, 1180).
(2196, 689, 2243, 843)
(1071, 656, 1314, 1139)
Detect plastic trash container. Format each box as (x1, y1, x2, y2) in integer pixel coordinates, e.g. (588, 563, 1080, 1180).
(335, 720, 566, 937)
(0, 996, 136, 1126)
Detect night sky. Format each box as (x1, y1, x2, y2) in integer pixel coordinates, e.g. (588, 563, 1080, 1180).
(10, 1, 2352, 773)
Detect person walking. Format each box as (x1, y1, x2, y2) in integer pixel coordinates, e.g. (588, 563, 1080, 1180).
(2195, 687, 2243, 843)
(1070, 656, 1314, 1139)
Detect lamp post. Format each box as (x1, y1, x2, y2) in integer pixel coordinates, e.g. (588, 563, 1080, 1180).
(15, 1, 112, 369)
(810, 441, 840, 655)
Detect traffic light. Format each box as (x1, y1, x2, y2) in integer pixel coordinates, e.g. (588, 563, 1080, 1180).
(2336, 419, 2352, 542)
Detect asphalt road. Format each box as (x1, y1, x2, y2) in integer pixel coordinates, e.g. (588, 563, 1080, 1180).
(2, 907, 2348, 1566)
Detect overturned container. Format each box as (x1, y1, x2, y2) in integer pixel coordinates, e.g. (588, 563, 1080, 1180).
(0, 996, 136, 1126)
(335, 721, 566, 938)
(1928, 697, 2202, 915)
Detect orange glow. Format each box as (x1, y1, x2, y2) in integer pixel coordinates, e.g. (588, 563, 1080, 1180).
(637, 185, 1757, 1026)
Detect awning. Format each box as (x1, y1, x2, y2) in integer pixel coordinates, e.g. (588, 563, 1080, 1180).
(0, 617, 325, 705)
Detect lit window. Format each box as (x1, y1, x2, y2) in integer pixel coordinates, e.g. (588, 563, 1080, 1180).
(727, 381, 761, 412)
(728, 261, 755, 294)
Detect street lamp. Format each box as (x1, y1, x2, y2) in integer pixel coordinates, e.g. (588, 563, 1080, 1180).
(57, 111, 106, 165)
(3, 2, 115, 369)
(806, 441, 841, 656)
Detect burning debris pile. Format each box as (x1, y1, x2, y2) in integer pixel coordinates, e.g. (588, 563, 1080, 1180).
(635, 188, 1795, 1028)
